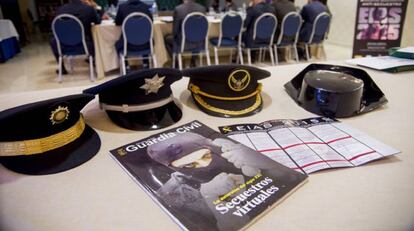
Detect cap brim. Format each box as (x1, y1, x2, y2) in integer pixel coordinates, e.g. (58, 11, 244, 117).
(0, 125, 101, 175)
(191, 93, 263, 118)
(106, 101, 182, 130)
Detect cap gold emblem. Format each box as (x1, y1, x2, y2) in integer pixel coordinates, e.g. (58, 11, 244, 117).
(228, 69, 251, 92)
(50, 106, 70, 125)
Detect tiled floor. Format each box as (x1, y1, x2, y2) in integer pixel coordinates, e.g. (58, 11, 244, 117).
(0, 40, 352, 94)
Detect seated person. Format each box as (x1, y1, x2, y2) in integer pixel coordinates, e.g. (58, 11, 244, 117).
(242, 0, 275, 62)
(50, 0, 101, 74)
(298, 0, 328, 43)
(114, 0, 153, 62)
(272, 0, 296, 61)
(164, 0, 206, 66)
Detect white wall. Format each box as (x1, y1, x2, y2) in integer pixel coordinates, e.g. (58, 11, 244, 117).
(293, 0, 413, 48)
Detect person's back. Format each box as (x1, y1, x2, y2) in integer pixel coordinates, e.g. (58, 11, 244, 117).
(115, 0, 152, 26)
(299, 0, 327, 42)
(56, 0, 101, 40)
(243, 0, 275, 46)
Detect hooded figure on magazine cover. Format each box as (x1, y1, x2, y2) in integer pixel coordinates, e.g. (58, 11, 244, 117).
(147, 132, 293, 231)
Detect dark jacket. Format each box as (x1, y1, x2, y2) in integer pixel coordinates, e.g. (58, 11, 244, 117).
(243, 2, 276, 47)
(299, 0, 328, 42)
(115, 0, 152, 26)
(56, 0, 101, 40)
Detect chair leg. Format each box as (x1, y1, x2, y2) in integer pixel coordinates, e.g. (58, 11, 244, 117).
(273, 46, 278, 65)
(238, 47, 244, 65)
(206, 49, 211, 66)
(172, 54, 176, 68)
(247, 48, 252, 65)
(58, 56, 63, 83)
(121, 56, 126, 75)
(294, 44, 299, 62)
(89, 55, 95, 82)
(262, 48, 266, 62)
(258, 48, 263, 62)
(199, 52, 203, 66)
(68, 56, 74, 74)
(305, 44, 310, 61)
(119, 56, 123, 75)
(214, 47, 219, 65)
(178, 53, 183, 70)
(153, 55, 158, 68)
(269, 46, 275, 66)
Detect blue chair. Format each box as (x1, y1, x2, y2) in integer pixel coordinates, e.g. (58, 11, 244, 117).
(173, 12, 210, 70)
(210, 12, 243, 65)
(304, 12, 331, 61)
(273, 12, 302, 63)
(245, 13, 277, 66)
(52, 14, 95, 83)
(119, 12, 156, 75)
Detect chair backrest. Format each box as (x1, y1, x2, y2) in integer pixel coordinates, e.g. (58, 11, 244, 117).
(52, 14, 88, 56)
(277, 12, 302, 45)
(307, 12, 330, 44)
(122, 12, 153, 55)
(218, 12, 243, 47)
(181, 12, 208, 52)
(253, 13, 277, 45)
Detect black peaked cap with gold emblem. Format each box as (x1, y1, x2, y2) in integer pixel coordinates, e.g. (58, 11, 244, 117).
(83, 68, 183, 130)
(0, 94, 101, 175)
(182, 65, 271, 117)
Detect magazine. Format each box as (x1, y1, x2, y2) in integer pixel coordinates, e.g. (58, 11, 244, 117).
(110, 120, 308, 231)
(219, 117, 400, 174)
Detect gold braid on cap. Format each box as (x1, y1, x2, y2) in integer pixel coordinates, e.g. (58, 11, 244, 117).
(192, 92, 262, 116)
(188, 83, 262, 101)
(0, 115, 86, 157)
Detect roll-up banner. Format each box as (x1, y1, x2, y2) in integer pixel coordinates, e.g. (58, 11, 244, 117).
(352, 0, 408, 57)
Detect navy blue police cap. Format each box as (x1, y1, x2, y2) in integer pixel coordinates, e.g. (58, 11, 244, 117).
(284, 64, 388, 118)
(0, 94, 101, 175)
(182, 65, 271, 118)
(83, 68, 183, 130)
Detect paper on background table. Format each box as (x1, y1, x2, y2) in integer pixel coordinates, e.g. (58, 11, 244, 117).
(397, 46, 414, 53)
(346, 56, 414, 70)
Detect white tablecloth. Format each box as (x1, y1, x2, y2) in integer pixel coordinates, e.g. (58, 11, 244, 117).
(1, 63, 413, 231)
(0, 19, 19, 42)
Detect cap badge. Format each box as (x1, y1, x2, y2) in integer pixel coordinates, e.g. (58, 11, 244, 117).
(140, 73, 166, 95)
(228, 69, 251, 92)
(50, 105, 70, 125)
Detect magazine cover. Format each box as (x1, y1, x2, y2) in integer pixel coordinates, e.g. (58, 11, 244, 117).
(110, 120, 308, 231)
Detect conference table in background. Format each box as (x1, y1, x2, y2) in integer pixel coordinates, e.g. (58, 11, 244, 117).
(0, 19, 20, 63)
(1, 62, 413, 231)
(92, 16, 221, 79)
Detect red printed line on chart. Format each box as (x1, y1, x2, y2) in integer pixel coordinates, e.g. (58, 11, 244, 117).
(326, 135, 352, 144)
(299, 159, 347, 169)
(282, 141, 325, 150)
(258, 148, 282, 152)
(348, 150, 376, 161)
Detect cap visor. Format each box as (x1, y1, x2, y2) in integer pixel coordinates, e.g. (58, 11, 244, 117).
(106, 101, 182, 130)
(0, 125, 101, 175)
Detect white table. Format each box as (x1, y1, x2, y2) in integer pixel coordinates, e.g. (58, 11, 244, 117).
(1, 63, 413, 231)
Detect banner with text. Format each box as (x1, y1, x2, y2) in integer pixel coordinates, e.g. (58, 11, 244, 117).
(352, 0, 408, 57)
